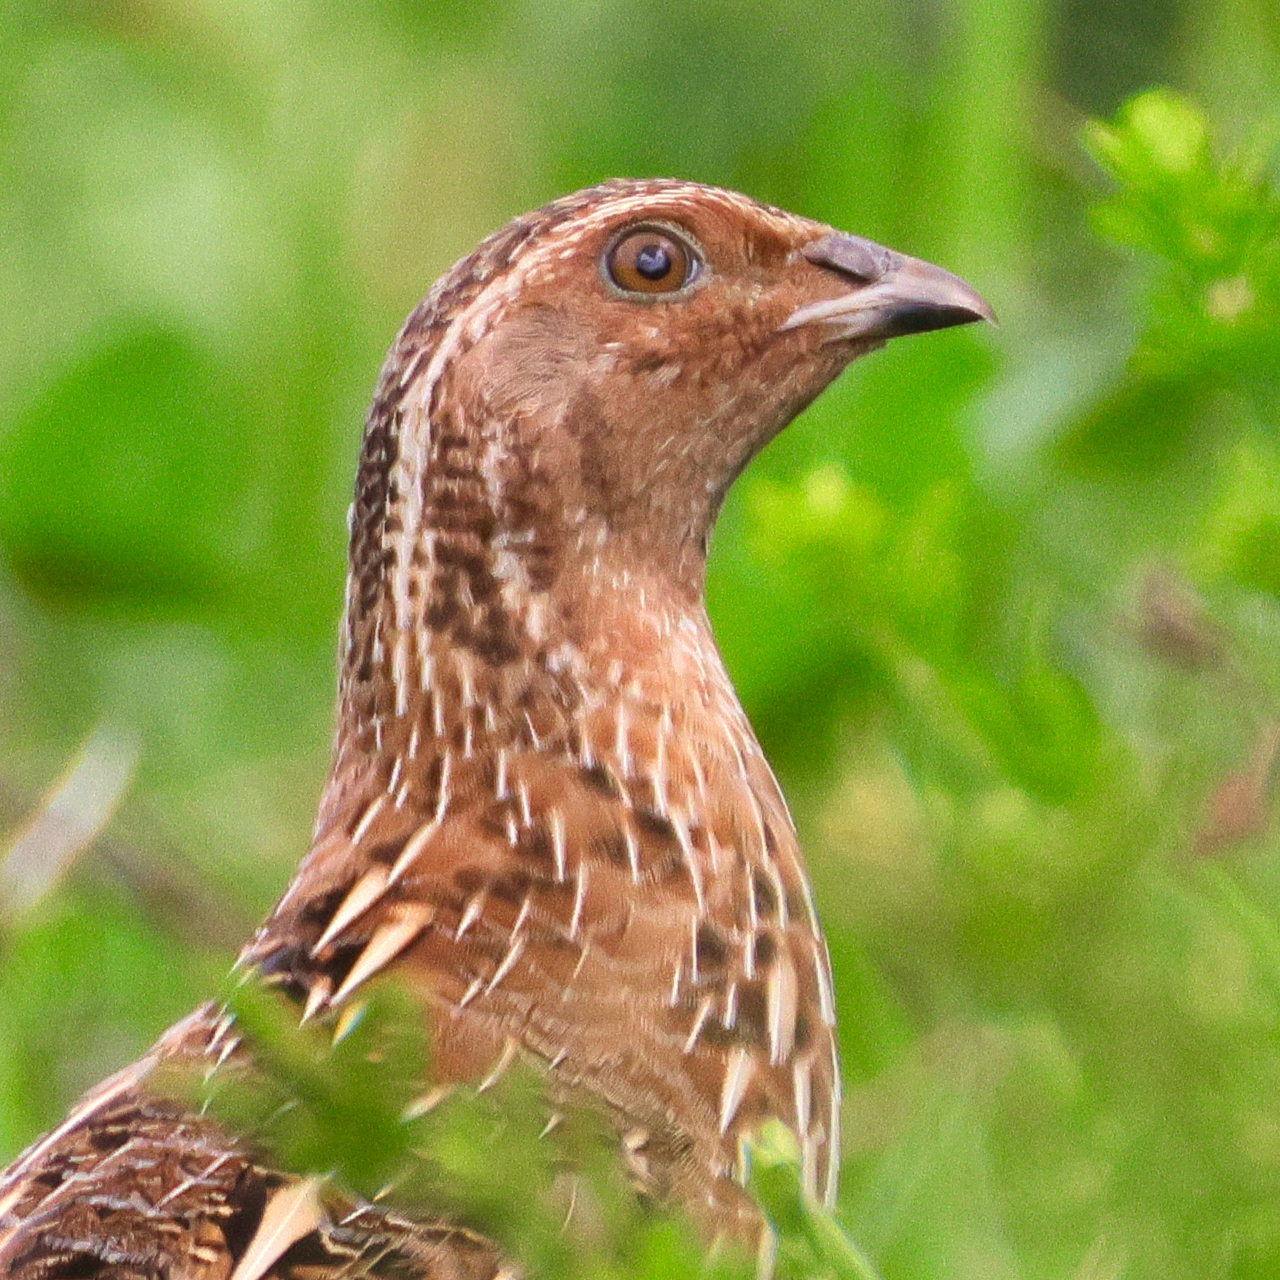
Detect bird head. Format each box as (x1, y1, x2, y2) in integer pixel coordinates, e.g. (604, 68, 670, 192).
(356, 180, 991, 625)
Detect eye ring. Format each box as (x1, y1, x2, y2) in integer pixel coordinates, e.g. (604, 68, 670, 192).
(604, 225, 700, 297)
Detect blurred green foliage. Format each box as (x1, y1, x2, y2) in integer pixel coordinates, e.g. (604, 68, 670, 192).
(211, 983, 751, 1280)
(214, 980, 883, 1280)
(3, 2, 1280, 1277)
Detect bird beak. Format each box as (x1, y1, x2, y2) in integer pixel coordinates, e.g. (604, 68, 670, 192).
(781, 232, 996, 341)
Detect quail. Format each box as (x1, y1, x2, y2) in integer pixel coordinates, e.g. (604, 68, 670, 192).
(0, 179, 991, 1279)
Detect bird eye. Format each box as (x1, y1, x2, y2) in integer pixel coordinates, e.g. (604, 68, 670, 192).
(605, 228, 697, 296)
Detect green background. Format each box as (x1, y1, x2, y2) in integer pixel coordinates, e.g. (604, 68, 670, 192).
(3, 2, 1280, 1277)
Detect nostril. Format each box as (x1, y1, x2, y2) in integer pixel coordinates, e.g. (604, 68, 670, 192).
(801, 232, 893, 283)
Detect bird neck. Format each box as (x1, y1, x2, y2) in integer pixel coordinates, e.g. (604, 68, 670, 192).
(320, 531, 752, 834)
(320, 357, 740, 830)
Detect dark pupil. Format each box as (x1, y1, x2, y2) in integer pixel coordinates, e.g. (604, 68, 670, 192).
(634, 242, 673, 281)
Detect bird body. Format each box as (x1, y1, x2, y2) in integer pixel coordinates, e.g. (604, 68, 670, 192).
(0, 180, 990, 1278)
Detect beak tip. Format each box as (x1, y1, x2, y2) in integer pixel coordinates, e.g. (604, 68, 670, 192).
(970, 294, 999, 327)
(879, 267, 996, 337)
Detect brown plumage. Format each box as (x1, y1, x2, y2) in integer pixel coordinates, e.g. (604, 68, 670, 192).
(0, 179, 990, 1278)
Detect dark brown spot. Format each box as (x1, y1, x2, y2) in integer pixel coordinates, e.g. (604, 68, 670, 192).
(437, 463, 477, 484)
(470, 620, 520, 666)
(252, 946, 316, 1006)
(580, 762, 621, 798)
(697, 1020, 738, 1050)
(750, 870, 778, 920)
(299, 887, 347, 928)
(453, 867, 485, 895)
(735, 984, 768, 1047)
(87, 1125, 131, 1154)
(752, 933, 777, 968)
(422, 754, 445, 806)
(635, 807, 677, 844)
(434, 542, 488, 579)
(695, 923, 729, 971)
(793, 1012, 813, 1053)
(222, 1172, 269, 1264)
(490, 870, 532, 904)
(323, 941, 367, 993)
(592, 831, 632, 867)
(476, 802, 514, 841)
(517, 823, 553, 864)
(425, 597, 462, 630)
(365, 836, 408, 866)
(632, 351, 670, 375)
